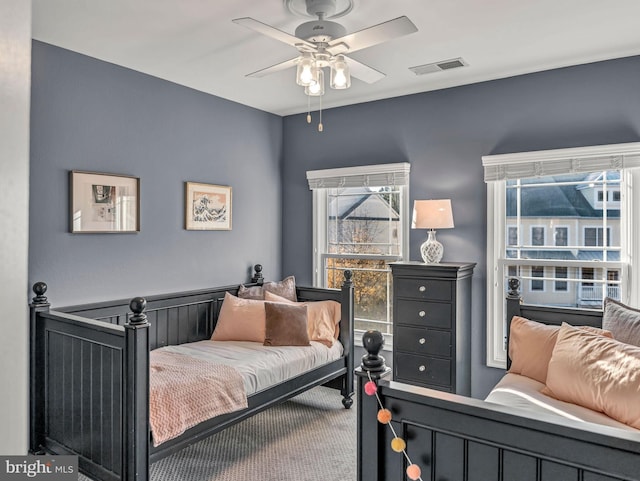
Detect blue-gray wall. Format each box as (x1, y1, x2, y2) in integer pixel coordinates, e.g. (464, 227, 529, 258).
(29, 41, 284, 307)
(281, 55, 640, 397)
(29, 41, 640, 396)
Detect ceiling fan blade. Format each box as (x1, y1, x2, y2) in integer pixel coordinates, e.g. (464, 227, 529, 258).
(232, 17, 317, 52)
(345, 56, 386, 84)
(245, 57, 300, 78)
(327, 16, 418, 55)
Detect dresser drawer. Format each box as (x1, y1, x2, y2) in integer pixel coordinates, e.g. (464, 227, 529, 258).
(395, 326, 451, 357)
(396, 300, 452, 329)
(394, 353, 451, 388)
(394, 277, 452, 301)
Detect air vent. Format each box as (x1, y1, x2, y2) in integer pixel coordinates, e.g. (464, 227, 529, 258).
(409, 57, 468, 76)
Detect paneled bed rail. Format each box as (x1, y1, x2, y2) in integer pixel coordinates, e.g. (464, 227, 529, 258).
(29, 266, 355, 481)
(356, 280, 640, 481)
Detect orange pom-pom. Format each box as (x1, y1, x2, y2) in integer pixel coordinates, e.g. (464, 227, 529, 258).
(364, 381, 377, 396)
(377, 408, 392, 424)
(406, 463, 421, 480)
(390, 437, 406, 452)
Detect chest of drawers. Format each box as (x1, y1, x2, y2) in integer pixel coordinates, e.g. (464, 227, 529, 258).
(390, 262, 475, 395)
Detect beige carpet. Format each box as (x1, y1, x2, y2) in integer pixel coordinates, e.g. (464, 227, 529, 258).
(80, 386, 356, 481)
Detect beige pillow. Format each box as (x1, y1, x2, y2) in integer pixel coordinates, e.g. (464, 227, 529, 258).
(263, 302, 310, 347)
(237, 276, 297, 302)
(603, 298, 640, 347)
(211, 292, 266, 342)
(508, 316, 612, 384)
(264, 291, 341, 347)
(544, 323, 640, 430)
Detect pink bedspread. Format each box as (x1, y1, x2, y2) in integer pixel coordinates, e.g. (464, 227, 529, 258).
(149, 350, 248, 446)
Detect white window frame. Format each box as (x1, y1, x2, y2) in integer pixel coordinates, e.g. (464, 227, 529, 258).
(554, 226, 569, 247)
(307, 163, 411, 347)
(484, 143, 640, 368)
(530, 226, 545, 246)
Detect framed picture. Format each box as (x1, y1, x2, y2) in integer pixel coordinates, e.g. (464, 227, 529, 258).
(185, 182, 232, 231)
(70, 170, 140, 233)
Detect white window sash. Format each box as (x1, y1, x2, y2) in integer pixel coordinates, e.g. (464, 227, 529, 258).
(485, 144, 640, 368)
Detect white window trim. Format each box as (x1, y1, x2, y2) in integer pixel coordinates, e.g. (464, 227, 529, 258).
(484, 143, 640, 368)
(308, 163, 410, 349)
(554, 225, 569, 247)
(530, 225, 546, 246)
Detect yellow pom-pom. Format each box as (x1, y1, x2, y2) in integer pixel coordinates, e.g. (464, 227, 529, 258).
(406, 463, 421, 480)
(390, 437, 406, 452)
(376, 408, 392, 424)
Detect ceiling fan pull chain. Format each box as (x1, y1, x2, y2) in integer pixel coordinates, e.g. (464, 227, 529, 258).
(318, 94, 323, 132)
(307, 93, 312, 123)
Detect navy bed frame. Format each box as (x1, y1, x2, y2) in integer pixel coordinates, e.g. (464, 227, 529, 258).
(357, 278, 640, 481)
(29, 265, 355, 481)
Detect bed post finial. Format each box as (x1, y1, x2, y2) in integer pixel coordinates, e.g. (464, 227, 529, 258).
(507, 277, 521, 299)
(251, 264, 264, 285)
(31, 281, 49, 306)
(129, 297, 148, 325)
(342, 269, 353, 286)
(360, 330, 388, 374)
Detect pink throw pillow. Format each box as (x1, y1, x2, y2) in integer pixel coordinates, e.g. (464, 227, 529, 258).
(544, 323, 640, 430)
(211, 292, 266, 342)
(508, 316, 611, 384)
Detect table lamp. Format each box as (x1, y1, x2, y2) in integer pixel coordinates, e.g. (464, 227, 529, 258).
(411, 199, 454, 263)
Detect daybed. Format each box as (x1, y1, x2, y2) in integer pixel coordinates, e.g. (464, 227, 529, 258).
(29, 265, 355, 481)
(357, 278, 640, 481)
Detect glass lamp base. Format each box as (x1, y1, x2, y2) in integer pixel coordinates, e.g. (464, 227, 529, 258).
(420, 230, 444, 263)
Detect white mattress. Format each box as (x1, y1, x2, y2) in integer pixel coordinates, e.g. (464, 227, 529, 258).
(156, 339, 343, 396)
(485, 373, 637, 432)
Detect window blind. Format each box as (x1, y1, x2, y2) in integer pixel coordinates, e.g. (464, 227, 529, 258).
(307, 162, 410, 189)
(482, 142, 640, 182)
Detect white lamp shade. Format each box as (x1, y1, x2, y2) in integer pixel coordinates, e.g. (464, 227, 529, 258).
(412, 199, 454, 229)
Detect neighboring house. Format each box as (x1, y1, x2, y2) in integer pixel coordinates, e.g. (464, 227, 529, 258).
(506, 172, 621, 308)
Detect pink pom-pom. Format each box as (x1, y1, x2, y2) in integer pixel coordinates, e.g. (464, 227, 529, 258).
(364, 381, 377, 396)
(406, 464, 421, 480)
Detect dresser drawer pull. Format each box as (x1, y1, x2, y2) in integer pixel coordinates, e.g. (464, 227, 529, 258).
(419, 365, 426, 372)
(419, 337, 426, 345)
(418, 285, 426, 292)
(419, 310, 426, 317)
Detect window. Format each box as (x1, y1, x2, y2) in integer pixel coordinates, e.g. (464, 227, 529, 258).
(584, 227, 610, 246)
(555, 267, 568, 291)
(554, 227, 568, 246)
(307, 163, 410, 341)
(484, 143, 640, 368)
(531, 226, 545, 246)
(530, 266, 544, 291)
(507, 226, 518, 246)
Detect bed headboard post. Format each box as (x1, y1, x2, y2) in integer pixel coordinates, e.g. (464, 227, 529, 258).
(123, 297, 150, 481)
(251, 264, 264, 285)
(29, 282, 50, 454)
(505, 277, 522, 370)
(340, 269, 355, 402)
(355, 330, 391, 481)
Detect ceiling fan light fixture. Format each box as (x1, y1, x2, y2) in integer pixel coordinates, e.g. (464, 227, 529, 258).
(304, 68, 325, 96)
(296, 53, 315, 86)
(330, 54, 350, 89)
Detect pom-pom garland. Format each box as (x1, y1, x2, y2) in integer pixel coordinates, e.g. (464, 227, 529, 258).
(365, 371, 424, 481)
(364, 380, 377, 396)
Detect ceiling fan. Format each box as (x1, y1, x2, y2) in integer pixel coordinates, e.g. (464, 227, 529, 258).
(232, 0, 418, 92)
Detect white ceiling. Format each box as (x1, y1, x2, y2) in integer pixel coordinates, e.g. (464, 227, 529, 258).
(32, 0, 640, 117)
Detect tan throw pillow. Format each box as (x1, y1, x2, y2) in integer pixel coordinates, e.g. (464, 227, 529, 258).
(544, 323, 640, 430)
(508, 316, 612, 384)
(237, 276, 297, 301)
(603, 297, 640, 347)
(264, 291, 341, 347)
(263, 302, 310, 347)
(211, 292, 266, 342)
